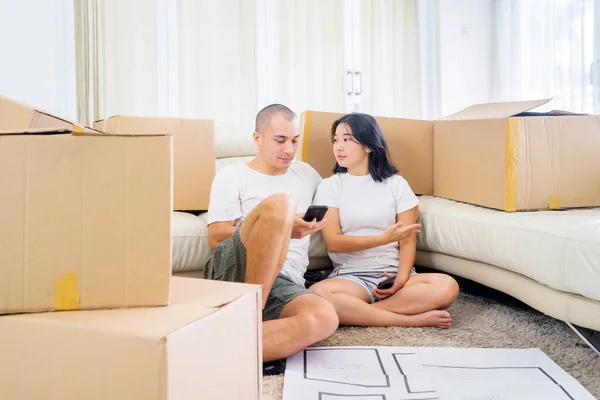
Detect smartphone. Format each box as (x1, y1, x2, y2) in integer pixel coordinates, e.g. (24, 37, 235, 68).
(377, 275, 396, 290)
(303, 205, 328, 222)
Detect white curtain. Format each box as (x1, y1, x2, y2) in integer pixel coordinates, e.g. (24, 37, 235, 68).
(491, 0, 599, 114)
(417, 0, 442, 121)
(177, 0, 257, 138)
(75, 0, 424, 127)
(75, 0, 258, 136)
(356, 0, 422, 119)
(75, 0, 161, 124)
(259, 0, 345, 114)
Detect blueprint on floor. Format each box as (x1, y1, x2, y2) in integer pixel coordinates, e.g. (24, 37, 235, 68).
(282, 346, 595, 400)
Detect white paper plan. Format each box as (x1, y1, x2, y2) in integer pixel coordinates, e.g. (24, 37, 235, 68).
(282, 347, 596, 400)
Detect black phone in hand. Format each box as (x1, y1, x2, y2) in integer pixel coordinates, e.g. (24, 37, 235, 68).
(377, 275, 396, 290)
(303, 205, 328, 222)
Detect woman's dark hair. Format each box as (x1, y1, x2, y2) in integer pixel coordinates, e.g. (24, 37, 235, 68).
(331, 113, 398, 182)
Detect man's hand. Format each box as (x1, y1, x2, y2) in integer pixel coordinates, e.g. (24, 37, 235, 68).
(381, 221, 421, 245)
(291, 213, 327, 239)
(372, 271, 408, 300)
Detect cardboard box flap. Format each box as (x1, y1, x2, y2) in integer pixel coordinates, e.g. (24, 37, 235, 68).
(5, 278, 259, 340)
(8, 303, 218, 341)
(169, 279, 259, 308)
(439, 99, 551, 121)
(0, 95, 83, 130)
(94, 115, 206, 136)
(0, 127, 166, 137)
(94, 115, 133, 123)
(0, 128, 73, 135)
(0, 95, 43, 128)
(514, 109, 588, 117)
(86, 132, 168, 138)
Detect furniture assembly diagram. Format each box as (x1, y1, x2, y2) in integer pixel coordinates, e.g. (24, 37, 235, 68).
(283, 347, 596, 400)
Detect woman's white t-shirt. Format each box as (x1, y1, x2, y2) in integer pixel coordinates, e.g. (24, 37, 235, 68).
(313, 173, 419, 271)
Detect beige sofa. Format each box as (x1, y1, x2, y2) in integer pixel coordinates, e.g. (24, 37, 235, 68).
(172, 136, 600, 332)
(415, 196, 600, 332)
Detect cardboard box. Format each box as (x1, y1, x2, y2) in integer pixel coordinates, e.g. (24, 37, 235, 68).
(0, 94, 81, 132)
(299, 111, 433, 195)
(0, 96, 172, 314)
(434, 99, 600, 211)
(0, 277, 262, 400)
(94, 116, 215, 211)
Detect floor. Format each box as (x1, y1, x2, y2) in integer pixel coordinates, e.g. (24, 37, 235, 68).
(263, 268, 600, 399)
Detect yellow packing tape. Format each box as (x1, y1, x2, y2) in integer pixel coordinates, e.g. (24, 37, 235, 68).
(301, 111, 312, 162)
(549, 195, 561, 209)
(54, 272, 79, 311)
(505, 118, 518, 212)
(71, 123, 86, 136)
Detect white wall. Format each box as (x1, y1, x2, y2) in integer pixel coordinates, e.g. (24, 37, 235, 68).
(439, 0, 492, 116)
(0, 0, 76, 120)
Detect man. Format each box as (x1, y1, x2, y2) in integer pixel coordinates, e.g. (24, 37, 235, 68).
(205, 104, 339, 374)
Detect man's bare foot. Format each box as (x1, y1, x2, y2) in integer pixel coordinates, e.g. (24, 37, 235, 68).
(415, 310, 452, 328)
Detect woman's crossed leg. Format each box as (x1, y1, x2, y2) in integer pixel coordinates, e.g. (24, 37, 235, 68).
(310, 272, 458, 328)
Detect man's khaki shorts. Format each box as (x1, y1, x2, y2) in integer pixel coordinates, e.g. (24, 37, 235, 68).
(204, 227, 311, 321)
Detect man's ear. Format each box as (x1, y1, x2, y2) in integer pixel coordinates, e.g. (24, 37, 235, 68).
(253, 131, 261, 145)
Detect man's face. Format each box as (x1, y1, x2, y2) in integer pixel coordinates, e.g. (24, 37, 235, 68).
(255, 114, 300, 171)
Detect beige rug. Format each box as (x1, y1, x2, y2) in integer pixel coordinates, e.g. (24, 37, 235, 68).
(263, 292, 600, 399)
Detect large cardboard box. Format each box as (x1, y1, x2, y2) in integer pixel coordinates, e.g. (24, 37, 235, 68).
(299, 111, 433, 195)
(0, 95, 85, 132)
(434, 99, 600, 211)
(94, 116, 215, 211)
(0, 96, 172, 314)
(0, 277, 262, 400)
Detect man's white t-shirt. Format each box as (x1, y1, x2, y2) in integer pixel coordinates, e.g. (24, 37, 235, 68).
(313, 173, 419, 271)
(207, 161, 323, 285)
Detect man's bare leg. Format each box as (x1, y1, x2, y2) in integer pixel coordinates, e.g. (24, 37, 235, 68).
(232, 193, 338, 362)
(374, 273, 459, 315)
(262, 293, 339, 362)
(238, 193, 296, 308)
(311, 279, 452, 328)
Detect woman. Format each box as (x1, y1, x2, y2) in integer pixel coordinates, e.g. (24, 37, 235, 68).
(311, 113, 459, 328)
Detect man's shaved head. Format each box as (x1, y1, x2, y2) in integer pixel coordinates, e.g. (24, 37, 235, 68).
(255, 104, 297, 134)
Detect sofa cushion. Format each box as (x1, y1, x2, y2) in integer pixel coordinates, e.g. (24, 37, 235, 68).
(417, 195, 600, 302)
(171, 211, 330, 272)
(215, 126, 256, 158)
(172, 211, 210, 272)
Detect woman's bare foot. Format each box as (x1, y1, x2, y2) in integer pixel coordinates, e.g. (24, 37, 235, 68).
(414, 310, 452, 328)
(388, 309, 452, 328)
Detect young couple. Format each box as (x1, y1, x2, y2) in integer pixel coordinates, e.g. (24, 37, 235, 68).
(205, 104, 459, 369)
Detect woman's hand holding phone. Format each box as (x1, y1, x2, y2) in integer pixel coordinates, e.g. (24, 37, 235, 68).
(373, 271, 408, 300)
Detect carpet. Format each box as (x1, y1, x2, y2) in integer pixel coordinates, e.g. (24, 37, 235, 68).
(262, 290, 600, 399)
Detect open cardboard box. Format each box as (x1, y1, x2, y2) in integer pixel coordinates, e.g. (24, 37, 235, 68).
(94, 116, 215, 211)
(0, 95, 173, 314)
(435, 99, 600, 211)
(299, 111, 433, 195)
(0, 277, 262, 400)
(300, 100, 600, 211)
